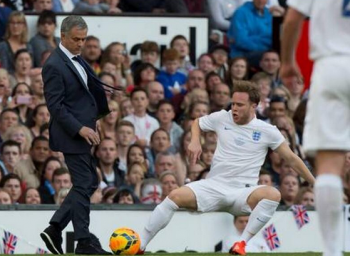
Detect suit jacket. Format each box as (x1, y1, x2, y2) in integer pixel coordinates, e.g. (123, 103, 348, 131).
(43, 47, 110, 154)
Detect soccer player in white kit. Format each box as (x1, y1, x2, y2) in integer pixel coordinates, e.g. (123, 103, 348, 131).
(138, 82, 315, 255)
(281, 1, 350, 256)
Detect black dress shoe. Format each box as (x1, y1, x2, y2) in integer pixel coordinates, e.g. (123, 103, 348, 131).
(40, 225, 63, 254)
(75, 240, 112, 255)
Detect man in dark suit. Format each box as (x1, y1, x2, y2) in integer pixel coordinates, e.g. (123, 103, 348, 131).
(40, 15, 110, 255)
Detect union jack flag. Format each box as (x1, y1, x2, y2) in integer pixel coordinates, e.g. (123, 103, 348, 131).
(2, 231, 17, 254)
(263, 224, 280, 251)
(291, 205, 310, 229)
(36, 248, 48, 254)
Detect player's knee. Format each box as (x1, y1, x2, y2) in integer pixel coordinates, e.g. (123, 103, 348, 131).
(168, 189, 181, 205)
(264, 187, 281, 202)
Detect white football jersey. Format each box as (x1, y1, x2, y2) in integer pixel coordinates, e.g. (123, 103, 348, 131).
(199, 110, 285, 185)
(288, 0, 350, 60)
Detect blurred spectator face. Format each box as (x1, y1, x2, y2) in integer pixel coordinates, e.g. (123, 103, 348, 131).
(102, 62, 117, 77)
(269, 102, 287, 120)
(96, 139, 118, 165)
(212, 83, 230, 107)
(9, 16, 26, 38)
(0, 111, 19, 133)
(141, 51, 158, 66)
(128, 146, 145, 164)
(260, 52, 280, 75)
(191, 102, 209, 119)
(182, 131, 192, 154)
(109, 44, 125, 64)
(161, 173, 178, 198)
(147, 82, 164, 107)
(30, 140, 50, 163)
(253, 0, 268, 11)
(188, 163, 204, 181)
(289, 78, 304, 96)
(10, 127, 27, 148)
(131, 91, 149, 113)
(190, 88, 209, 104)
(172, 38, 189, 58)
(33, 105, 50, 127)
(206, 74, 222, 93)
(201, 147, 215, 166)
(14, 83, 31, 104)
(234, 216, 249, 234)
(127, 164, 144, 185)
(0, 69, 10, 97)
(280, 175, 299, 202)
(257, 78, 271, 98)
(117, 125, 135, 147)
(118, 193, 134, 204)
(198, 55, 214, 74)
(151, 130, 170, 153)
(53, 174, 71, 193)
(301, 191, 314, 207)
(204, 131, 217, 144)
(258, 174, 273, 186)
(141, 67, 156, 84)
(31, 73, 44, 97)
(104, 101, 119, 125)
(25, 188, 41, 204)
(187, 70, 205, 91)
(34, 0, 53, 11)
(1, 145, 21, 170)
(44, 160, 62, 182)
(0, 190, 12, 205)
(280, 160, 298, 177)
(164, 60, 180, 75)
(155, 155, 175, 176)
(15, 52, 32, 76)
(38, 19, 56, 38)
(231, 59, 247, 80)
(120, 99, 134, 117)
(3, 178, 21, 202)
(212, 49, 228, 66)
(82, 39, 101, 63)
(157, 103, 175, 125)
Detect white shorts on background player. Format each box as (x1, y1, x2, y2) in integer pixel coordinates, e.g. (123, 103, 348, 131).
(187, 110, 284, 214)
(287, 0, 350, 154)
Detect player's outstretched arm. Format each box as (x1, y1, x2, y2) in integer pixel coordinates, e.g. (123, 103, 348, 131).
(188, 118, 202, 165)
(275, 142, 315, 185)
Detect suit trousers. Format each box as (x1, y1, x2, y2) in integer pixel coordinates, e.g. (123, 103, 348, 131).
(50, 153, 98, 240)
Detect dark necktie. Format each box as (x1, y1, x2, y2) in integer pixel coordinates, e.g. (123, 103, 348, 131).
(72, 55, 122, 93)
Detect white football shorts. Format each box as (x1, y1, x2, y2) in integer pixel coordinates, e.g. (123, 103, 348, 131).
(186, 178, 265, 216)
(303, 55, 350, 155)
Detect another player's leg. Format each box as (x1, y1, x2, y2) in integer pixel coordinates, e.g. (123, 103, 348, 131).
(139, 186, 197, 252)
(230, 186, 280, 255)
(314, 151, 345, 256)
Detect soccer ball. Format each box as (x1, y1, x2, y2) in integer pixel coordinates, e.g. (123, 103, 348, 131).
(109, 227, 141, 255)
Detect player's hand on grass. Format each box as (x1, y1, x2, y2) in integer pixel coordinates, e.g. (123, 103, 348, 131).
(188, 141, 202, 165)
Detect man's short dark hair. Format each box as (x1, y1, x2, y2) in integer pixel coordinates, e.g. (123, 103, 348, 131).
(0, 109, 18, 123)
(156, 99, 174, 112)
(52, 167, 70, 183)
(31, 136, 49, 149)
(130, 87, 148, 99)
(150, 128, 170, 143)
(0, 173, 21, 188)
(170, 35, 188, 48)
(0, 140, 21, 154)
(141, 41, 159, 53)
(270, 95, 288, 109)
(86, 35, 100, 43)
(38, 10, 56, 26)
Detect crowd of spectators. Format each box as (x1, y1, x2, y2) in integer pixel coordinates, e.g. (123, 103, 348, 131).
(0, 0, 349, 209)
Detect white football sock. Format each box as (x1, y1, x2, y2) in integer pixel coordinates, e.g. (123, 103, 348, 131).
(139, 197, 179, 250)
(240, 199, 279, 243)
(315, 174, 343, 256)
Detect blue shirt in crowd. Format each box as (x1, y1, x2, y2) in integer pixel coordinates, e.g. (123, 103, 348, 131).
(156, 70, 187, 99)
(227, 2, 272, 58)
